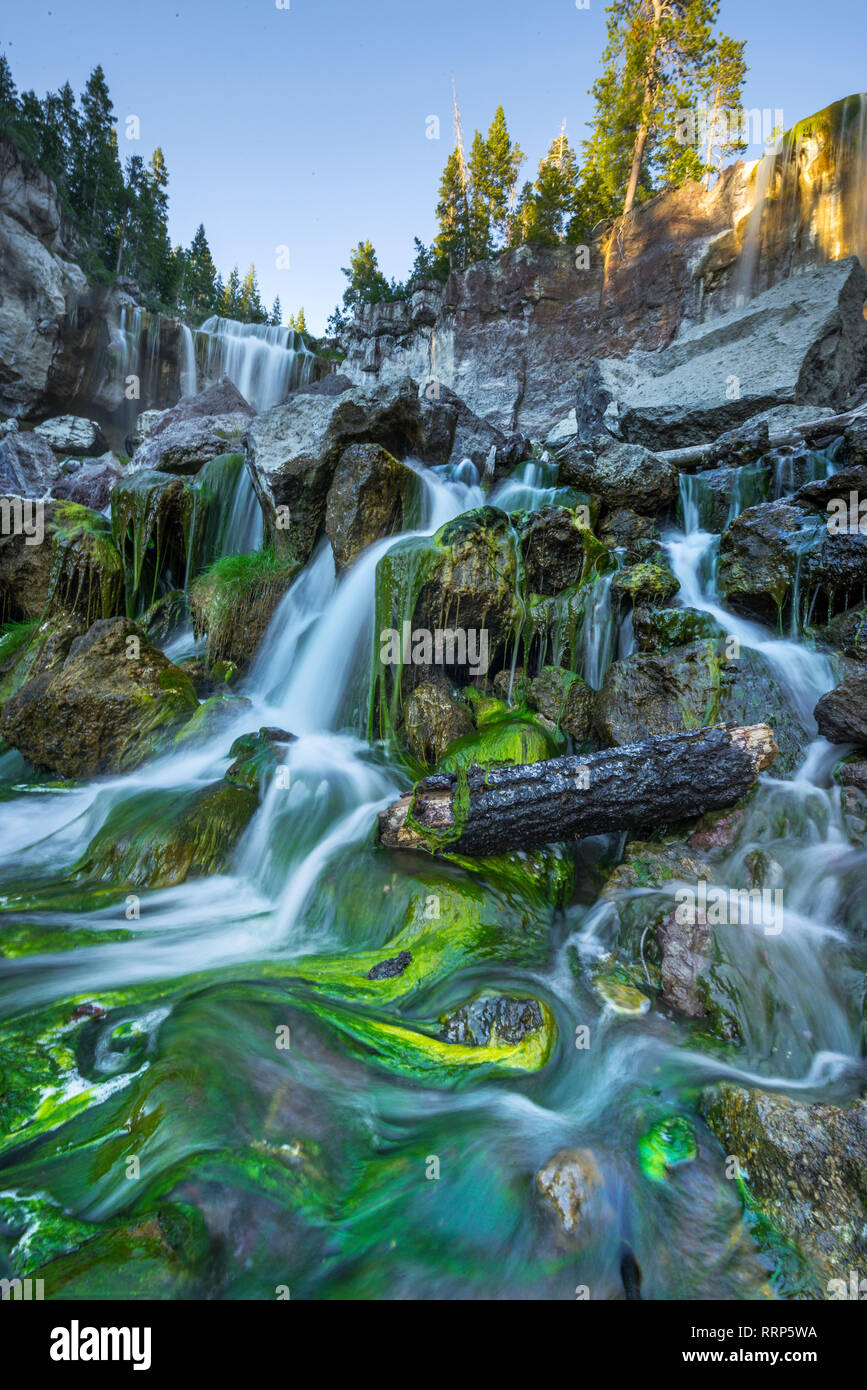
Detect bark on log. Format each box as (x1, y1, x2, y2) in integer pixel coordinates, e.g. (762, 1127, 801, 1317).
(378, 723, 778, 856)
(655, 406, 867, 471)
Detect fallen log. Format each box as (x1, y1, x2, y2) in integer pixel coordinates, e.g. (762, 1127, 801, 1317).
(379, 724, 778, 856)
(655, 404, 867, 471)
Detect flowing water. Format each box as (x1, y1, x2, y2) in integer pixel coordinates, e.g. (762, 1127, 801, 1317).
(0, 451, 864, 1300)
(195, 317, 317, 412)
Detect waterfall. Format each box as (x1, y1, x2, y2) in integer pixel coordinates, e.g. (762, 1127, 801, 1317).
(195, 316, 317, 412)
(733, 137, 782, 306)
(179, 323, 198, 397)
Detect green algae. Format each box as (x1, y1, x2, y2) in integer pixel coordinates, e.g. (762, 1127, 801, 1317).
(638, 1115, 698, 1182)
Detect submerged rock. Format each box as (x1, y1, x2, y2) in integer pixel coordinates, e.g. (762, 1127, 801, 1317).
(0, 616, 197, 778)
(535, 1147, 604, 1239)
(325, 442, 421, 569)
(438, 993, 545, 1046)
(702, 1084, 867, 1288)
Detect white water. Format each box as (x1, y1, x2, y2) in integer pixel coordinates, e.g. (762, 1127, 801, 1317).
(195, 316, 317, 412)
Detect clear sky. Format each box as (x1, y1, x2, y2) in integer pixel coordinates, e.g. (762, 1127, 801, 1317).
(3, 0, 866, 334)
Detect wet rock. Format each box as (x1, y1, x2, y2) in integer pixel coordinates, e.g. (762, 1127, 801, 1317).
(123, 408, 164, 456)
(0, 431, 64, 497)
(438, 994, 544, 1046)
(611, 560, 680, 607)
(420, 383, 528, 476)
(819, 605, 867, 662)
(631, 606, 724, 653)
(688, 806, 746, 853)
(559, 437, 679, 513)
(837, 758, 867, 793)
(142, 589, 189, 647)
(577, 259, 867, 449)
(793, 463, 867, 509)
(325, 442, 421, 569)
(519, 505, 598, 594)
(544, 409, 577, 451)
(51, 453, 123, 511)
(226, 727, 296, 794)
(526, 666, 594, 741)
(0, 500, 123, 627)
(0, 616, 197, 779)
(657, 909, 712, 1018)
(78, 779, 259, 888)
(189, 551, 300, 669)
(719, 498, 867, 625)
(33, 415, 108, 457)
(535, 1147, 603, 1238)
(367, 951, 412, 981)
(814, 671, 867, 745)
(247, 377, 425, 564)
(403, 681, 474, 765)
(111, 470, 197, 606)
(702, 1084, 867, 1288)
(597, 507, 660, 563)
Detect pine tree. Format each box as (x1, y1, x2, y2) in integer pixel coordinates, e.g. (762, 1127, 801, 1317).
(270, 296, 283, 327)
(522, 127, 582, 245)
(221, 266, 242, 318)
(433, 148, 471, 271)
(485, 105, 525, 248)
(185, 223, 219, 317)
(584, 0, 728, 218)
(295, 306, 307, 334)
(468, 129, 494, 260)
(238, 264, 267, 323)
(699, 35, 748, 186)
(339, 241, 390, 313)
(71, 66, 124, 262)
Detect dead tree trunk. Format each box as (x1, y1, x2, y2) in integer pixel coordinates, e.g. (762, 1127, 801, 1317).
(656, 407, 867, 471)
(379, 724, 778, 856)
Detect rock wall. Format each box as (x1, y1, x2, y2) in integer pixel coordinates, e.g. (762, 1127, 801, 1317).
(342, 95, 867, 440)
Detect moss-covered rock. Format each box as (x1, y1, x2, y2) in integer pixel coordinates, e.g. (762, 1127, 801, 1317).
(173, 694, 252, 750)
(702, 1084, 867, 1290)
(435, 708, 560, 775)
(189, 548, 299, 668)
(76, 780, 258, 888)
(403, 681, 474, 766)
(111, 469, 198, 614)
(0, 617, 197, 778)
(611, 559, 680, 607)
(519, 504, 608, 595)
(526, 665, 594, 741)
(0, 500, 124, 628)
(226, 726, 295, 794)
(632, 605, 725, 653)
(31, 1203, 215, 1299)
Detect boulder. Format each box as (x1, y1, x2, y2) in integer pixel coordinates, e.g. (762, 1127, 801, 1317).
(148, 376, 254, 432)
(544, 409, 578, 451)
(419, 383, 528, 476)
(52, 453, 123, 511)
(526, 666, 594, 741)
(33, 415, 108, 457)
(814, 672, 867, 745)
(0, 430, 64, 497)
(576, 259, 867, 449)
(0, 617, 198, 778)
(325, 443, 421, 570)
(519, 505, 596, 595)
(438, 994, 545, 1046)
(718, 498, 867, 624)
(127, 412, 250, 477)
(0, 499, 123, 626)
(559, 437, 679, 513)
(702, 1084, 867, 1289)
(247, 377, 424, 563)
(124, 408, 164, 457)
(403, 682, 474, 765)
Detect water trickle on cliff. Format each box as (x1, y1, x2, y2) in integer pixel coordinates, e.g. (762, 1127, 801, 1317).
(195, 317, 317, 412)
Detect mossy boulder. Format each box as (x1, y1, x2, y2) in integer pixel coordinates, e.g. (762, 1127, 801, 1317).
(435, 709, 559, 774)
(611, 560, 680, 607)
(438, 993, 547, 1046)
(190, 549, 299, 668)
(111, 469, 197, 613)
(518, 505, 607, 595)
(403, 681, 474, 766)
(0, 500, 123, 627)
(77, 780, 258, 888)
(325, 442, 421, 569)
(526, 665, 594, 741)
(0, 617, 197, 778)
(226, 726, 295, 794)
(173, 694, 252, 749)
(702, 1084, 867, 1290)
(597, 507, 661, 563)
(632, 605, 725, 653)
(31, 1204, 215, 1299)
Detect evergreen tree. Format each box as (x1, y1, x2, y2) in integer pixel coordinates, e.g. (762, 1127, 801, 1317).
(221, 266, 242, 318)
(185, 223, 219, 317)
(584, 0, 732, 218)
(522, 128, 582, 245)
(71, 65, 124, 263)
(468, 129, 493, 260)
(699, 34, 748, 186)
(238, 263, 267, 323)
(433, 148, 472, 271)
(0, 54, 18, 132)
(485, 105, 525, 248)
(340, 240, 391, 312)
(295, 306, 307, 334)
(270, 296, 283, 327)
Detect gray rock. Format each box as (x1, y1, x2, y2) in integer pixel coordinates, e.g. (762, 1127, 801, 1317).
(560, 437, 679, 513)
(814, 672, 867, 745)
(148, 376, 254, 434)
(325, 442, 420, 569)
(52, 453, 122, 510)
(124, 408, 164, 456)
(127, 412, 249, 476)
(576, 259, 867, 450)
(544, 409, 578, 450)
(34, 415, 108, 457)
(247, 377, 424, 563)
(0, 430, 64, 497)
(438, 994, 544, 1046)
(403, 682, 474, 765)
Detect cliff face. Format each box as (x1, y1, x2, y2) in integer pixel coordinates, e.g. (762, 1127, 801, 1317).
(341, 94, 867, 439)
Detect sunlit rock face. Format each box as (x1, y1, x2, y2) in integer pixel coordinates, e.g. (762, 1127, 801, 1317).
(342, 95, 867, 439)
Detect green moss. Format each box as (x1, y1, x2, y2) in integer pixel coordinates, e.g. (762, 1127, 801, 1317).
(435, 710, 561, 775)
(173, 694, 250, 749)
(638, 1114, 698, 1182)
(111, 470, 198, 615)
(189, 547, 299, 667)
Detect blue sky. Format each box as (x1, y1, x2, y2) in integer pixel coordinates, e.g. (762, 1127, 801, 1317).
(3, 0, 866, 333)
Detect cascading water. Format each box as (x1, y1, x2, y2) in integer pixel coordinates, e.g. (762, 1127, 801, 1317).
(195, 316, 317, 412)
(0, 442, 864, 1301)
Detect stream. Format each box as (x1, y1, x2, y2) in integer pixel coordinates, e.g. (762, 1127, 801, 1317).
(0, 446, 864, 1301)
